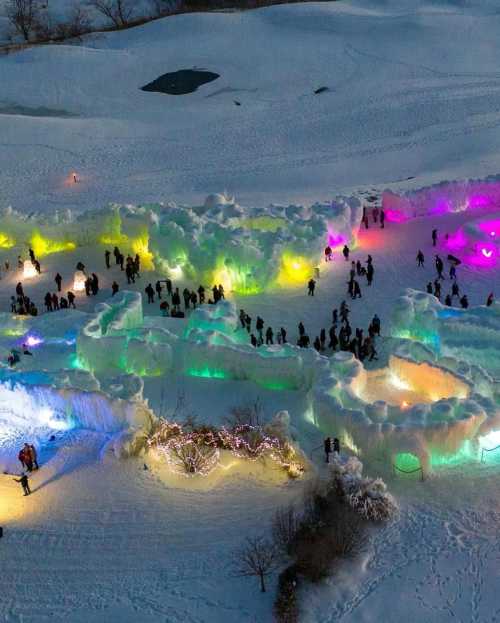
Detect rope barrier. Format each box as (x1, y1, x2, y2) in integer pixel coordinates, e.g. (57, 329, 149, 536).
(481, 444, 500, 462)
(392, 462, 424, 481)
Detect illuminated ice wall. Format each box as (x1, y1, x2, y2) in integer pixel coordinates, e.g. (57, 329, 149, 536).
(382, 176, 500, 223)
(0, 194, 362, 293)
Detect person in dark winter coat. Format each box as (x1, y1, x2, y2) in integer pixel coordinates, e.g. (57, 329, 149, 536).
(298, 322, 305, 337)
(280, 327, 287, 344)
(380, 209, 385, 228)
(320, 328, 326, 350)
(487, 292, 494, 307)
(433, 280, 441, 300)
(105, 250, 111, 269)
(67, 291, 75, 308)
(416, 250, 424, 267)
(324, 437, 332, 463)
(111, 281, 119, 296)
(52, 293, 59, 310)
(145, 284, 155, 304)
(426, 282, 433, 294)
(265, 327, 274, 345)
(435, 255, 444, 280)
(342, 245, 350, 261)
(166, 279, 173, 297)
(460, 294, 469, 309)
(44, 292, 53, 312)
(239, 309, 246, 329)
(449, 264, 456, 280)
(324, 246, 332, 261)
(256, 316, 264, 341)
(451, 282, 460, 298)
(328, 326, 338, 350)
(55, 273, 62, 292)
(353, 280, 362, 299)
(308, 279, 316, 296)
(245, 314, 251, 333)
(197, 285, 205, 303)
(14, 473, 31, 496)
(250, 334, 257, 347)
(432, 229, 438, 247)
(91, 273, 99, 295)
(366, 263, 374, 285)
(113, 247, 120, 265)
(313, 336, 321, 351)
(332, 308, 338, 325)
(155, 281, 162, 299)
(172, 288, 181, 312)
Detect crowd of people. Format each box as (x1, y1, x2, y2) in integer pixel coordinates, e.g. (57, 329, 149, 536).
(417, 230, 494, 309)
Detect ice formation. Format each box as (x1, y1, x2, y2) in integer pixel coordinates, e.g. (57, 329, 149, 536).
(0, 193, 362, 293)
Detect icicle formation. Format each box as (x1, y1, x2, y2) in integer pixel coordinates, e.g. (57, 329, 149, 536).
(329, 457, 399, 522)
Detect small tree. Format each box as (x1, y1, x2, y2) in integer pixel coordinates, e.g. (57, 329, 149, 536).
(6, 0, 41, 41)
(233, 535, 280, 593)
(87, 0, 134, 28)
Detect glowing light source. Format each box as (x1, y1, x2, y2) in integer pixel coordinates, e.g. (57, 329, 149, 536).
(482, 247, 493, 258)
(401, 400, 409, 409)
(73, 271, 86, 292)
(394, 452, 421, 472)
(478, 430, 500, 450)
(0, 232, 15, 248)
(30, 231, 75, 258)
(23, 260, 38, 279)
(186, 367, 228, 379)
(212, 260, 261, 295)
(38, 407, 71, 431)
(131, 231, 154, 271)
(390, 374, 411, 391)
(277, 252, 314, 287)
(25, 335, 43, 347)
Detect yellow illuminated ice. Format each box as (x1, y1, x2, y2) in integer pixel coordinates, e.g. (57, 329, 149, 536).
(131, 232, 154, 271)
(277, 252, 315, 287)
(30, 231, 75, 257)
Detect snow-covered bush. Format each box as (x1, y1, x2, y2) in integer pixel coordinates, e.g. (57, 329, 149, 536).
(329, 456, 399, 522)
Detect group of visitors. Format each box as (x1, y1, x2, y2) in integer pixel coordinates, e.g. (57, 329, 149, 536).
(14, 442, 40, 496)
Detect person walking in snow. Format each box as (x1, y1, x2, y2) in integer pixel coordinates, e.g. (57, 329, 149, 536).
(324, 245, 332, 262)
(14, 473, 31, 496)
(166, 279, 173, 298)
(320, 328, 326, 350)
(54, 273, 62, 292)
(324, 437, 332, 463)
(432, 229, 438, 247)
(145, 284, 155, 304)
(44, 292, 53, 312)
(445, 294, 452, 306)
(197, 285, 205, 304)
(265, 327, 274, 345)
(416, 250, 425, 267)
(426, 282, 433, 294)
(250, 334, 257, 347)
(435, 255, 444, 280)
(29, 444, 38, 470)
(487, 292, 494, 307)
(308, 279, 316, 296)
(342, 245, 350, 261)
(366, 263, 374, 285)
(460, 294, 469, 309)
(433, 280, 441, 300)
(449, 264, 456, 280)
(239, 309, 246, 329)
(113, 247, 120, 265)
(155, 281, 162, 300)
(353, 280, 362, 299)
(172, 288, 181, 312)
(333, 438, 340, 455)
(18, 447, 26, 470)
(244, 314, 251, 334)
(298, 321, 305, 337)
(280, 327, 287, 344)
(52, 293, 59, 310)
(328, 326, 338, 350)
(91, 273, 99, 295)
(332, 308, 338, 326)
(23, 443, 33, 471)
(125, 262, 134, 284)
(256, 316, 264, 342)
(313, 336, 321, 351)
(451, 282, 460, 298)
(380, 209, 385, 228)
(105, 250, 111, 269)
(67, 291, 76, 308)
(371, 314, 381, 336)
(111, 281, 119, 296)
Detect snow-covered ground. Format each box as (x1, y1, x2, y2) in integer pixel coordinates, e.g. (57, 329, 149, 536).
(2, 1, 500, 622)
(3, 1, 500, 212)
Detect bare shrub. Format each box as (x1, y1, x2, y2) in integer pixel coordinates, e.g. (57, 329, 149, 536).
(274, 565, 299, 623)
(6, 0, 41, 41)
(168, 436, 218, 475)
(233, 535, 280, 593)
(55, 6, 91, 40)
(87, 0, 135, 28)
(226, 398, 263, 428)
(294, 503, 366, 582)
(272, 504, 300, 557)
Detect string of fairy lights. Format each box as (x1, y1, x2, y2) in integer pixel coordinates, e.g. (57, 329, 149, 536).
(148, 422, 304, 478)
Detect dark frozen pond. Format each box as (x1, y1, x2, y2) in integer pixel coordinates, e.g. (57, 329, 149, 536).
(141, 69, 220, 95)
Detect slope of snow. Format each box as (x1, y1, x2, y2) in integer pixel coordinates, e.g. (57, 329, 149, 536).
(3, 1, 500, 212)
